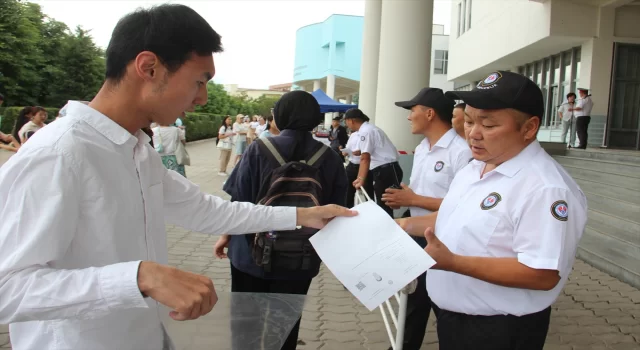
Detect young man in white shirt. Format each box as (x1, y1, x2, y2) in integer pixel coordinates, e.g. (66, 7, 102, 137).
(346, 108, 402, 217)
(571, 88, 594, 149)
(397, 71, 587, 350)
(382, 87, 471, 350)
(0, 5, 355, 350)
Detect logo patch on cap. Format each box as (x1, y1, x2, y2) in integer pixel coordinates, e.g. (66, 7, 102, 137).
(480, 192, 502, 210)
(477, 72, 502, 90)
(434, 161, 445, 172)
(551, 200, 568, 221)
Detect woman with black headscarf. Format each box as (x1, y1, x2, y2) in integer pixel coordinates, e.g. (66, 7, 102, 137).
(216, 90, 348, 350)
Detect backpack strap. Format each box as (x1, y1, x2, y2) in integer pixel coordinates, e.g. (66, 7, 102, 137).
(306, 143, 330, 168)
(256, 138, 286, 166)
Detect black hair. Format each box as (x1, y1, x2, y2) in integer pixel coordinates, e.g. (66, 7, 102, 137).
(220, 115, 232, 132)
(105, 4, 223, 82)
(344, 108, 370, 122)
(566, 92, 576, 99)
(12, 106, 36, 143)
(454, 102, 466, 109)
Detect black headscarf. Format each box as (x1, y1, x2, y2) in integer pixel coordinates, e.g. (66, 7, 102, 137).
(272, 90, 323, 161)
(273, 90, 322, 132)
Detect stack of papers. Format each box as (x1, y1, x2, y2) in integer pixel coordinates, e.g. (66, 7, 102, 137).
(310, 201, 436, 311)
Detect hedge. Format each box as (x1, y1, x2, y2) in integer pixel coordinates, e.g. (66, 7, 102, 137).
(0, 106, 224, 142)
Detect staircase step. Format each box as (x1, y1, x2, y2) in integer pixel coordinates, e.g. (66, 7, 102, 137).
(555, 156, 640, 177)
(561, 165, 640, 191)
(584, 192, 640, 224)
(565, 149, 640, 164)
(587, 209, 640, 247)
(577, 227, 640, 289)
(573, 177, 640, 205)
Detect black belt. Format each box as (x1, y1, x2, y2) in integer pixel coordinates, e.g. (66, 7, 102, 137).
(373, 161, 399, 171)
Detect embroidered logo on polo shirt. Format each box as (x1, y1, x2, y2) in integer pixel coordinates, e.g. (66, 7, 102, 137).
(551, 200, 568, 221)
(480, 192, 502, 210)
(361, 136, 365, 141)
(476, 72, 502, 90)
(434, 161, 445, 172)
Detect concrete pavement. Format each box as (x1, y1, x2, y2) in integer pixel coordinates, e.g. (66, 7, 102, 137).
(1, 139, 639, 349)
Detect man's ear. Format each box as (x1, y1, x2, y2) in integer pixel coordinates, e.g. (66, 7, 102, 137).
(134, 51, 160, 81)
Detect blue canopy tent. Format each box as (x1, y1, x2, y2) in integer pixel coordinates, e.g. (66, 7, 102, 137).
(311, 89, 357, 113)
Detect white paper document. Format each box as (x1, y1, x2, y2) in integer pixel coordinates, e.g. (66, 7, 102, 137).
(310, 201, 436, 311)
(342, 148, 353, 156)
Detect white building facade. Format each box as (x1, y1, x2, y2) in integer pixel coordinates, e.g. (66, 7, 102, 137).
(448, 0, 640, 150)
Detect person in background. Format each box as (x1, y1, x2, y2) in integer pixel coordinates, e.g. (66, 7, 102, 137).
(558, 92, 577, 148)
(0, 94, 20, 152)
(571, 88, 593, 149)
(0, 5, 355, 349)
(255, 116, 267, 137)
(152, 122, 187, 177)
(18, 106, 47, 144)
(245, 116, 256, 145)
(217, 115, 235, 176)
(232, 114, 248, 166)
(452, 103, 466, 138)
(328, 116, 348, 161)
(346, 108, 402, 217)
(259, 114, 280, 139)
(173, 115, 185, 129)
(342, 130, 374, 208)
(215, 90, 348, 350)
(11, 107, 35, 146)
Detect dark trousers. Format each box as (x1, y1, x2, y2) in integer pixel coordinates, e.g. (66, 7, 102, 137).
(372, 162, 403, 217)
(399, 210, 431, 350)
(230, 264, 312, 350)
(576, 116, 591, 149)
(433, 304, 551, 350)
(345, 162, 374, 208)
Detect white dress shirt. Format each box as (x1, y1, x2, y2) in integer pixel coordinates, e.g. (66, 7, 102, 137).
(0, 101, 297, 350)
(427, 141, 587, 316)
(346, 131, 362, 164)
(409, 129, 471, 217)
(357, 122, 399, 169)
(574, 95, 594, 117)
(558, 103, 574, 122)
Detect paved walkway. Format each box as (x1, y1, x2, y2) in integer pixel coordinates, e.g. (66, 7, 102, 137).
(1, 140, 640, 349)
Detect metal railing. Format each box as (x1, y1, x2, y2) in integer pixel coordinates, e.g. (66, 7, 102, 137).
(353, 188, 417, 350)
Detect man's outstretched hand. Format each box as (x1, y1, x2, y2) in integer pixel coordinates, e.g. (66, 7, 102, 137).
(296, 205, 358, 229)
(137, 261, 217, 321)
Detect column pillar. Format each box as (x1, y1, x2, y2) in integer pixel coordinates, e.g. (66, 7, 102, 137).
(358, 0, 383, 123)
(313, 80, 321, 92)
(346, 94, 353, 105)
(579, 7, 615, 147)
(325, 74, 337, 127)
(374, 0, 434, 153)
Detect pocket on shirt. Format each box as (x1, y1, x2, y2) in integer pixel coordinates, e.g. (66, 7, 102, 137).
(457, 214, 500, 255)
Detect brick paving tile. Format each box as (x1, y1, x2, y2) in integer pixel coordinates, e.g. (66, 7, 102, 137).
(1, 141, 640, 349)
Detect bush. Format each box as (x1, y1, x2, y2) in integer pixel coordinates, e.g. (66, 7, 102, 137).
(0, 107, 222, 143)
(183, 112, 225, 142)
(0, 107, 60, 135)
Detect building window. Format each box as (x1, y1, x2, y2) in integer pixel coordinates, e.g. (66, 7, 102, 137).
(467, 0, 472, 31)
(434, 50, 448, 74)
(457, 3, 463, 37)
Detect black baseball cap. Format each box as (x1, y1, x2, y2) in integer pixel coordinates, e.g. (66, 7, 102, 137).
(395, 87, 455, 117)
(332, 116, 342, 121)
(445, 71, 544, 118)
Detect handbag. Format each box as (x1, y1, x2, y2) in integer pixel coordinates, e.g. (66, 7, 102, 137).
(175, 129, 191, 166)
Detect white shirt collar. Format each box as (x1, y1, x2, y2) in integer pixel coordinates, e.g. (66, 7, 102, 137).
(66, 101, 146, 147)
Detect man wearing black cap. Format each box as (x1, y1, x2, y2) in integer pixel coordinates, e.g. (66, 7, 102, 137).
(396, 71, 587, 350)
(382, 88, 471, 350)
(344, 108, 402, 217)
(328, 115, 348, 160)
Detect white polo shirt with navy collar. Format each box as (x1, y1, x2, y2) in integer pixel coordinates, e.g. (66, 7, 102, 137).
(409, 128, 472, 217)
(427, 140, 587, 316)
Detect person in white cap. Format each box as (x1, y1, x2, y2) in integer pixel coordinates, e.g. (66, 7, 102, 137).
(397, 71, 587, 350)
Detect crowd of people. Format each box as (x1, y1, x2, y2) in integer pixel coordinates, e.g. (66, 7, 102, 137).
(0, 4, 590, 350)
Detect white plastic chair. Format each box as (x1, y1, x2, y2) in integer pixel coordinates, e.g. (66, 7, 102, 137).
(353, 188, 417, 350)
